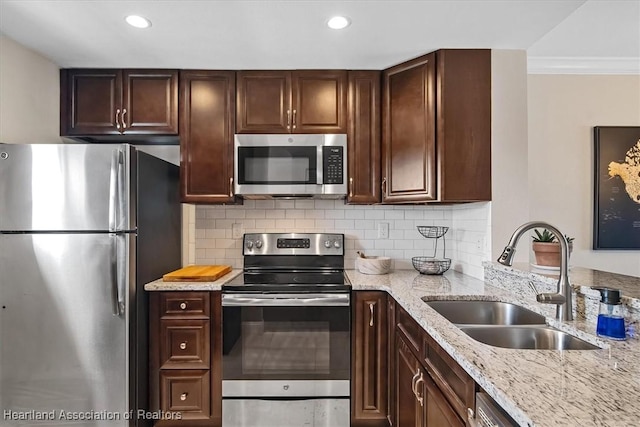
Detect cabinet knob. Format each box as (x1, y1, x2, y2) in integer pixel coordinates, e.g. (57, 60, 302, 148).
(180, 392, 188, 401)
(179, 302, 187, 310)
(115, 109, 121, 130)
(179, 342, 187, 350)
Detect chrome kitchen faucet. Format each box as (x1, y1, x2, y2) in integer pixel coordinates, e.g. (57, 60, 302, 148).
(498, 221, 573, 321)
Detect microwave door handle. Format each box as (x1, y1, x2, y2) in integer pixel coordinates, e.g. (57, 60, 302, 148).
(317, 146, 323, 185)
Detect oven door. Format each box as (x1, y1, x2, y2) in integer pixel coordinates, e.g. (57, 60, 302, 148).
(221, 293, 350, 427)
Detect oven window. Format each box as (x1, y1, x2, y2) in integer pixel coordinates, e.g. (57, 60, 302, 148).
(222, 305, 350, 381)
(237, 146, 317, 184)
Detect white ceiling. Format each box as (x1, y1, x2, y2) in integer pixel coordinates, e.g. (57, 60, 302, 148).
(0, 0, 638, 71)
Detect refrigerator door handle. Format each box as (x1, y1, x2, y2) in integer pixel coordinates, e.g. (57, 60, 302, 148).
(108, 149, 125, 232)
(110, 233, 127, 317)
(109, 150, 119, 232)
(110, 234, 121, 316)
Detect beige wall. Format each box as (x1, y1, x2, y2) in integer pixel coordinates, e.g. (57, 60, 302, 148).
(0, 35, 61, 143)
(527, 74, 640, 277)
(490, 50, 530, 262)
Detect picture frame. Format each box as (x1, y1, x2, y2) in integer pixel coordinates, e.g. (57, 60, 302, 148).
(593, 126, 640, 249)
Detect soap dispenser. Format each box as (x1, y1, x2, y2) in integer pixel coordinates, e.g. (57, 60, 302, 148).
(593, 287, 626, 340)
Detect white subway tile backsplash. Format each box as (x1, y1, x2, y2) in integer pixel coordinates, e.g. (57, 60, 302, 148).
(193, 201, 491, 280)
(364, 210, 385, 220)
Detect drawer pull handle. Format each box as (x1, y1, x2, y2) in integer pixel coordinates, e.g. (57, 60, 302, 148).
(414, 372, 425, 407)
(180, 392, 188, 401)
(179, 342, 187, 350)
(179, 302, 187, 310)
(369, 302, 374, 327)
(115, 109, 121, 130)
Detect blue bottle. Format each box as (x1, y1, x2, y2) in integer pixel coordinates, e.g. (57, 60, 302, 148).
(593, 287, 626, 340)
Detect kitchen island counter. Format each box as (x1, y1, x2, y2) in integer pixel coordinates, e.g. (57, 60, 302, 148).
(347, 267, 640, 427)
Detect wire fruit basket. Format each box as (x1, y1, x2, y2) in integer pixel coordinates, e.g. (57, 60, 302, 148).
(412, 225, 451, 275)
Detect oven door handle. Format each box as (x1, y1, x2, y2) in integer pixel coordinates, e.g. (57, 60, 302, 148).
(222, 293, 350, 307)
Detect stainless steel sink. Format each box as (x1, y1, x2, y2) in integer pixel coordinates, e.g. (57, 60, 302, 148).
(423, 299, 601, 350)
(423, 300, 546, 325)
(458, 325, 600, 350)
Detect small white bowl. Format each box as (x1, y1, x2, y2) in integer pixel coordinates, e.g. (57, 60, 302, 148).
(355, 256, 391, 275)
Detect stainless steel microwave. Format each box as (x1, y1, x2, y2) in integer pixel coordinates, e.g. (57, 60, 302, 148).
(233, 134, 347, 199)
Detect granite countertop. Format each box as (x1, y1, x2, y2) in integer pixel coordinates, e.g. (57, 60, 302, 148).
(143, 269, 242, 291)
(144, 265, 640, 426)
(348, 267, 640, 427)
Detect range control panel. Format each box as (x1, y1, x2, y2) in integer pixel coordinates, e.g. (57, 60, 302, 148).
(277, 238, 311, 249)
(243, 233, 344, 256)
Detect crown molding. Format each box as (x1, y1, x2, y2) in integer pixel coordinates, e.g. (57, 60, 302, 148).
(527, 56, 640, 75)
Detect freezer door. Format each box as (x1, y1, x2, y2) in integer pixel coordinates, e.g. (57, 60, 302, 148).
(0, 143, 132, 232)
(0, 233, 129, 426)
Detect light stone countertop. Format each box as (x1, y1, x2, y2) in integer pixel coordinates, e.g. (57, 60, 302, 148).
(143, 269, 242, 291)
(144, 266, 640, 426)
(347, 268, 640, 427)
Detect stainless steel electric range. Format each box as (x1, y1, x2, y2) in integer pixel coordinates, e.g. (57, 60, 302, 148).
(221, 233, 351, 427)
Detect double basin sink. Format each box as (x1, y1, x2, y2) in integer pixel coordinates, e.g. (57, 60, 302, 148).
(423, 300, 600, 350)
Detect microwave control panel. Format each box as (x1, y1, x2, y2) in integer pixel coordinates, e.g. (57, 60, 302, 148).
(323, 146, 344, 184)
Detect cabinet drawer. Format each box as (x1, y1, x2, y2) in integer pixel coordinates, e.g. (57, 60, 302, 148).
(160, 292, 210, 318)
(396, 304, 423, 359)
(160, 320, 210, 369)
(160, 370, 210, 420)
(423, 333, 475, 421)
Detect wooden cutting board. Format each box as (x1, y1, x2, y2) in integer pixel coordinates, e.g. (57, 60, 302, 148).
(163, 265, 232, 282)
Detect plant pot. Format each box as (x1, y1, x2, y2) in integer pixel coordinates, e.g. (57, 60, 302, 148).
(532, 241, 573, 267)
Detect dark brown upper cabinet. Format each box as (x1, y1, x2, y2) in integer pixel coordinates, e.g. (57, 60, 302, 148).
(179, 70, 239, 204)
(347, 71, 381, 204)
(382, 53, 437, 203)
(60, 69, 178, 137)
(382, 49, 491, 203)
(236, 70, 347, 134)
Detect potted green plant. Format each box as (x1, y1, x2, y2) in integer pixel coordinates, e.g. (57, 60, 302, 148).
(532, 229, 574, 268)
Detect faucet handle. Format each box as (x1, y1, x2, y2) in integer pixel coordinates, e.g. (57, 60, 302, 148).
(528, 281, 540, 295)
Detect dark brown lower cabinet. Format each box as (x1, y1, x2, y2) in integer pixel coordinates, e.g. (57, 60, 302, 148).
(395, 333, 425, 427)
(392, 303, 475, 427)
(352, 291, 389, 426)
(149, 291, 222, 426)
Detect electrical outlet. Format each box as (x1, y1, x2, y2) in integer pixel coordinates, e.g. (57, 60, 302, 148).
(476, 237, 485, 253)
(232, 223, 243, 239)
(378, 222, 389, 239)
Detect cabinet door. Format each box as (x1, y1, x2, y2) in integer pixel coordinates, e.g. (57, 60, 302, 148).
(436, 49, 491, 202)
(236, 71, 291, 133)
(382, 53, 436, 203)
(351, 292, 388, 426)
(424, 375, 465, 427)
(395, 334, 425, 427)
(347, 71, 381, 204)
(179, 70, 238, 203)
(61, 69, 122, 135)
(292, 70, 347, 133)
(122, 69, 178, 134)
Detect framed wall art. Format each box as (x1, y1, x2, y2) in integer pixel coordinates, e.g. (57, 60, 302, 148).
(593, 126, 640, 249)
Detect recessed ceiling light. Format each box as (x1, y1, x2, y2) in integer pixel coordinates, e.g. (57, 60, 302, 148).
(125, 15, 152, 29)
(327, 16, 351, 30)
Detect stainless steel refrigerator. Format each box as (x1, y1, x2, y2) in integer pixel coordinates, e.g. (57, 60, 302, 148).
(0, 143, 181, 426)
